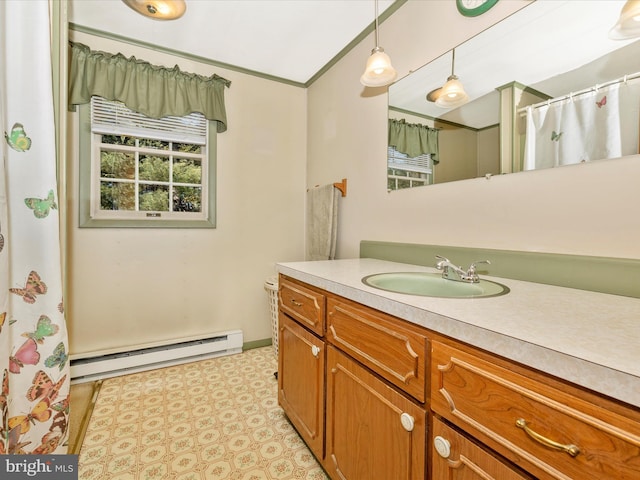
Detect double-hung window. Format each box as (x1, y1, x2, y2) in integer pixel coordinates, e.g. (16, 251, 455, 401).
(79, 96, 216, 228)
(387, 146, 433, 190)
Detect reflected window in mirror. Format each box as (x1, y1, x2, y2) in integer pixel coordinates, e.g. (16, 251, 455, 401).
(387, 146, 433, 190)
(387, 118, 439, 190)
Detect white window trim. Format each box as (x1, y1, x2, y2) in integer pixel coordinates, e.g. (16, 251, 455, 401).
(78, 102, 217, 228)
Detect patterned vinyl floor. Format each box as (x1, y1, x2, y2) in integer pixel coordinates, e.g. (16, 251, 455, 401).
(78, 346, 328, 480)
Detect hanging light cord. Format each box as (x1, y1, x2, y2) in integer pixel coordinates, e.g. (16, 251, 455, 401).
(451, 49, 456, 77)
(374, 0, 380, 48)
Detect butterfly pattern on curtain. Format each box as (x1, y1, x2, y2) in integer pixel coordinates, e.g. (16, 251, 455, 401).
(0, 1, 70, 455)
(523, 80, 640, 171)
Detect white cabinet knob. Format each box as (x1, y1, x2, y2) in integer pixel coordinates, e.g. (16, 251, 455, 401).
(311, 345, 320, 358)
(400, 412, 415, 432)
(433, 435, 451, 459)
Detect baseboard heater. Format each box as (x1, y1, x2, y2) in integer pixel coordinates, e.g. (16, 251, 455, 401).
(70, 329, 243, 384)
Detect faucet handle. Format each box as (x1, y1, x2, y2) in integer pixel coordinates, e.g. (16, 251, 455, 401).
(435, 255, 450, 270)
(467, 260, 491, 275)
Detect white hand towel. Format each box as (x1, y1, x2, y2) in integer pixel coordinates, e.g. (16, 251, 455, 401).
(306, 184, 339, 261)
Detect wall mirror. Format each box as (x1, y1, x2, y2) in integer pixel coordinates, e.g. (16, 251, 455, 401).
(388, 0, 640, 190)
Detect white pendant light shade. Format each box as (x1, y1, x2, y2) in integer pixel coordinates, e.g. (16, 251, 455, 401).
(122, 0, 186, 20)
(360, 0, 397, 87)
(435, 75, 469, 108)
(360, 46, 397, 87)
(609, 0, 640, 39)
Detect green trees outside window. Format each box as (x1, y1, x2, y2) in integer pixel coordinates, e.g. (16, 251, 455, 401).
(98, 135, 204, 214)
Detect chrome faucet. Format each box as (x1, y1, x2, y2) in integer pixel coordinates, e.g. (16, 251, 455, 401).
(435, 255, 490, 283)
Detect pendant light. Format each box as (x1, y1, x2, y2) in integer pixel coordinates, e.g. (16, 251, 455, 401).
(122, 0, 186, 20)
(360, 0, 397, 87)
(434, 49, 469, 109)
(609, 0, 640, 39)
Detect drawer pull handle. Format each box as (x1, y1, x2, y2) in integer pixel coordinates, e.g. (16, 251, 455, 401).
(311, 345, 320, 358)
(290, 299, 303, 307)
(516, 418, 580, 458)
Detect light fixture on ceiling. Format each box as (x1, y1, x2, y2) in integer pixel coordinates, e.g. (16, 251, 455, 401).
(360, 0, 397, 87)
(426, 49, 469, 109)
(122, 0, 186, 21)
(609, 0, 640, 39)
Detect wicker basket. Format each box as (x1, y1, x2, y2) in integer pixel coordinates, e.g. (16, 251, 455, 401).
(264, 276, 279, 357)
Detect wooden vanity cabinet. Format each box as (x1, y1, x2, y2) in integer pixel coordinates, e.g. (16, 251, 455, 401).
(326, 296, 428, 403)
(278, 275, 428, 480)
(325, 346, 426, 480)
(431, 339, 640, 480)
(277, 278, 326, 460)
(278, 276, 325, 336)
(278, 314, 325, 458)
(324, 296, 428, 479)
(431, 417, 533, 480)
(278, 274, 640, 480)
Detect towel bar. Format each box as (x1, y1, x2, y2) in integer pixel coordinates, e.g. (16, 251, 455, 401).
(333, 178, 347, 197)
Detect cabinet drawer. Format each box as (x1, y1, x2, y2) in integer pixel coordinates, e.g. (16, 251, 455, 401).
(278, 277, 325, 336)
(326, 297, 427, 403)
(432, 417, 533, 480)
(431, 340, 640, 480)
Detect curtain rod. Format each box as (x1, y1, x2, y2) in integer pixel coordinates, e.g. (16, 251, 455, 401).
(517, 71, 640, 115)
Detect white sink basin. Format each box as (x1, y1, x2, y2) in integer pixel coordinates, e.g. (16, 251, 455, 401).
(362, 272, 509, 298)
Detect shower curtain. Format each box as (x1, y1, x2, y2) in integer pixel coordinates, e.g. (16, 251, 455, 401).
(523, 80, 640, 170)
(0, 0, 70, 454)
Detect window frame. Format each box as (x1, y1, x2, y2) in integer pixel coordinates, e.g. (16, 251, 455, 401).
(78, 103, 217, 228)
(387, 145, 433, 190)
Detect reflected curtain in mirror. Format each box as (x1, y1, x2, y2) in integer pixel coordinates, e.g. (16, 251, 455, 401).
(523, 77, 640, 170)
(388, 119, 439, 190)
(388, 118, 439, 161)
(68, 42, 231, 132)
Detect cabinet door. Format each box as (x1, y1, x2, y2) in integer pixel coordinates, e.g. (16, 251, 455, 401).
(325, 346, 425, 480)
(278, 314, 325, 458)
(432, 417, 533, 480)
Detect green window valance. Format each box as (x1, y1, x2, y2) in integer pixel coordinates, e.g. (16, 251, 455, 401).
(69, 41, 231, 133)
(388, 118, 439, 163)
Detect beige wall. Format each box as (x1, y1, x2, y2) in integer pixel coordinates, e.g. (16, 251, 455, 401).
(67, 32, 307, 356)
(308, 0, 640, 261)
(477, 126, 500, 177)
(434, 125, 477, 183)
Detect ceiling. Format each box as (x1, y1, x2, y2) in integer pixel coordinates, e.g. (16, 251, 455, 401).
(68, 0, 639, 127)
(68, 0, 396, 85)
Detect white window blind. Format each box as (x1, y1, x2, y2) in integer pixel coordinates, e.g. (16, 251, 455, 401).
(387, 146, 433, 174)
(90, 96, 207, 145)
